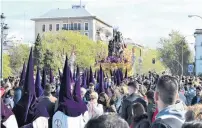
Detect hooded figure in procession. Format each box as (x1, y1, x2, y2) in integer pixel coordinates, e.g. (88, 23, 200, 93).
(1, 99, 18, 128)
(52, 56, 89, 128)
(12, 48, 37, 127)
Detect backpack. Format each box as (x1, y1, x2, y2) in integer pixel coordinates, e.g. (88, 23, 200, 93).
(151, 117, 184, 128)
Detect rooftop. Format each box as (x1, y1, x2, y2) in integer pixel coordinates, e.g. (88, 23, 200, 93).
(194, 29, 202, 35)
(31, 6, 112, 27)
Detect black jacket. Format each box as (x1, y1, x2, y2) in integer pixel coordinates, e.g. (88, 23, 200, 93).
(191, 96, 202, 105)
(132, 114, 151, 128)
(151, 117, 183, 128)
(121, 93, 147, 124)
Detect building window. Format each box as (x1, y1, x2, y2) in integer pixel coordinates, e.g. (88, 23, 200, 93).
(56, 24, 59, 31)
(74, 23, 77, 30)
(84, 32, 89, 37)
(84, 22, 89, 31)
(49, 24, 52, 31)
(66, 24, 69, 30)
(63, 24, 66, 30)
(70, 23, 73, 30)
(78, 23, 81, 30)
(42, 25, 45, 32)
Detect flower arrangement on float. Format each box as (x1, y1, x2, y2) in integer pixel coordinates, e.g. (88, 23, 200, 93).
(95, 45, 133, 71)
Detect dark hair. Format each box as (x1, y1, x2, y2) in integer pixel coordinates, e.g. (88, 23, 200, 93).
(85, 114, 129, 128)
(44, 84, 52, 96)
(156, 75, 178, 105)
(128, 81, 139, 90)
(182, 121, 202, 128)
(145, 90, 154, 101)
(98, 92, 109, 107)
(185, 110, 195, 122)
(89, 83, 95, 87)
(196, 86, 202, 91)
(132, 103, 145, 117)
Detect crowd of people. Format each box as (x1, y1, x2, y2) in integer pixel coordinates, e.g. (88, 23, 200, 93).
(1, 49, 202, 128)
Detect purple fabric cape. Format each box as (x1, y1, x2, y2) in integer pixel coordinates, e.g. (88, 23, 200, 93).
(35, 67, 43, 98)
(89, 66, 94, 83)
(57, 56, 87, 117)
(1, 100, 14, 128)
(20, 62, 26, 86)
(98, 65, 105, 94)
(13, 48, 36, 127)
(41, 68, 46, 89)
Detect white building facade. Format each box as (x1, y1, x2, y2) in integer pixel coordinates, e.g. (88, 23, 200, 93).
(194, 29, 202, 76)
(31, 6, 113, 42)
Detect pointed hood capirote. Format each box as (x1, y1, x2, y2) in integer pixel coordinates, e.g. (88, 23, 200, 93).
(82, 71, 87, 89)
(70, 69, 73, 83)
(73, 69, 76, 82)
(98, 65, 105, 94)
(20, 62, 26, 86)
(13, 48, 36, 127)
(73, 65, 81, 101)
(125, 68, 128, 79)
(110, 69, 113, 77)
(116, 69, 121, 86)
(89, 66, 93, 83)
(50, 68, 54, 83)
(35, 67, 43, 98)
(86, 69, 90, 87)
(119, 69, 124, 82)
(94, 70, 97, 79)
(41, 68, 46, 89)
(57, 56, 87, 117)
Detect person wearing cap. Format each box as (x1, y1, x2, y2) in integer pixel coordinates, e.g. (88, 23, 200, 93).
(191, 86, 202, 105)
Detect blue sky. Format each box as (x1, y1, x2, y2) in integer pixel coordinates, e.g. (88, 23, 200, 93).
(1, 0, 202, 48)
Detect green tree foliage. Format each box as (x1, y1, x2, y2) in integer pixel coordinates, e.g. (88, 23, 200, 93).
(33, 33, 43, 68)
(157, 31, 192, 75)
(9, 44, 30, 75)
(127, 45, 165, 74)
(3, 54, 12, 78)
(41, 31, 107, 73)
(43, 49, 54, 71)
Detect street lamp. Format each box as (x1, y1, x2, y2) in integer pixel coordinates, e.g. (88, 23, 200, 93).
(1, 13, 9, 80)
(169, 34, 193, 75)
(188, 15, 202, 19)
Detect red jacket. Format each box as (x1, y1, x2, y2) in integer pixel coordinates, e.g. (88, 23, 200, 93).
(152, 108, 158, 122)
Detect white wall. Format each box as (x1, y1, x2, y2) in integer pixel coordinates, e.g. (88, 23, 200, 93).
(34, 17, 94, 40)
(194, 33, 202, 75)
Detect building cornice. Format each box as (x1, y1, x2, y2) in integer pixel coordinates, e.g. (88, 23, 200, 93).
(31, 16, 112, 28)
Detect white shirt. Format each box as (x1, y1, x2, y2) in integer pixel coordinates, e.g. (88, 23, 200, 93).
(87, 103, 103, 119)
(2, 115, 18, 128)
(33, 117, 49, 128)
(52, 111, 87, 128)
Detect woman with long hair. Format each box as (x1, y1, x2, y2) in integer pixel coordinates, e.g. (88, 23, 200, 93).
(130, 103, 150, 128)
(98, 92, 116, 113)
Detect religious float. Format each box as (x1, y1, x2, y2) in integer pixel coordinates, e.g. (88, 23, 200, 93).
(95, 29, 133, 72)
